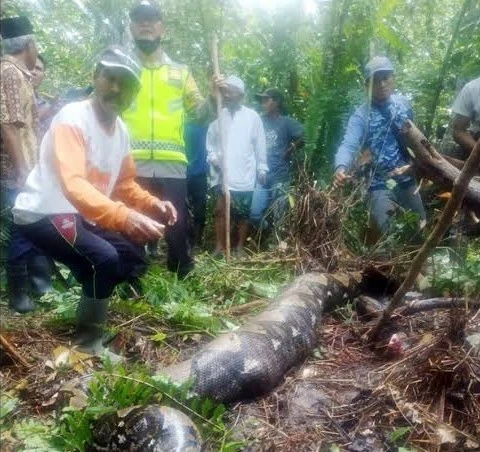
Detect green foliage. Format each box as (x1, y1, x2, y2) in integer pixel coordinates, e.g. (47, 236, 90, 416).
(5, 0, 476, 175)
(12, 419, 59, 451)
(142, 255, 290, 333)
(429, 242, 480, 297)
(55, 363, 240, 451)
(39, 286, 81, 321)
(389, 426, 411, 445)
(0, 395, 18, 422)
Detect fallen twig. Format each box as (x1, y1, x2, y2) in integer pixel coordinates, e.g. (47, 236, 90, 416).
(0, 333, 31, 368)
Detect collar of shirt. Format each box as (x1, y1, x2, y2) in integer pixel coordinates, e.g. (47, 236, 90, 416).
(1, 55, 33, 80)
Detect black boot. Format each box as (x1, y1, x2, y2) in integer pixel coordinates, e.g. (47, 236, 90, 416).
(76, 295, 122, 362)
(28, 255, 54, 296)
(7, 262, 36, 313)
(147, 240, 159, 258)
(193, 224, 204, 249)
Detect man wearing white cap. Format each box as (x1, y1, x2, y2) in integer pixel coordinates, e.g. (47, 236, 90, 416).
(207, 75, 268, 257)
(13, 46, 176, 359)
(334, 56, 425, 236)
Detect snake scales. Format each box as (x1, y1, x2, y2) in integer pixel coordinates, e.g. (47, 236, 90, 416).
(65, 272, 359, 450)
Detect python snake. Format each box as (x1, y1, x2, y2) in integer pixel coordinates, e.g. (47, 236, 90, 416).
(65, 272, 359, 450)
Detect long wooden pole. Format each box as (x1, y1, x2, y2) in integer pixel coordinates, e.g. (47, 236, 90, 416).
(368, 138, 480, 342)
(211, 34, 231, 261)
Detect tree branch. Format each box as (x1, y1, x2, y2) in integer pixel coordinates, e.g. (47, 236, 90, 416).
(368, 137, 480, 342)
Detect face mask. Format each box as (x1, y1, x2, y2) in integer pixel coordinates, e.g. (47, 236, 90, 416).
(135, 39, 161, 55)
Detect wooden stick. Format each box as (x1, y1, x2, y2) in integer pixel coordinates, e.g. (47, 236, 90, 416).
(368, 137, 480, 342)
(400, 297, 479, 315)
(0, 333, 31, 368)
(211, 34, 231, 262)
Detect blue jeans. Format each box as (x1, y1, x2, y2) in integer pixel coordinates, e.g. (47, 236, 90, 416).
(250, 182, 289, 229)
(369, 182, 426, 234)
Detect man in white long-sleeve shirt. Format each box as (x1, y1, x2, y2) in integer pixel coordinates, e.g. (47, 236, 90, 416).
(207, 75, 268, 257)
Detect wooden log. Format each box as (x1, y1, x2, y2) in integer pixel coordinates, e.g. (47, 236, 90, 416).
(368, 138, 480, 342)
(402, 121, 480, 208)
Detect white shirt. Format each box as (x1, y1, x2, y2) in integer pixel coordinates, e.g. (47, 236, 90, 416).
(452, 77, 480, 134)
(206, 105, 267, 191)
(13, 100, 131, 227)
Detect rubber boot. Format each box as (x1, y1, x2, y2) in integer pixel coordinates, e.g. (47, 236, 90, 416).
(147, 240, 159, 258)
(193, 224, 204, 249)
(28, 255, 54, 296)
(75, 295, 122, 362)
(7, 262, 36, 313)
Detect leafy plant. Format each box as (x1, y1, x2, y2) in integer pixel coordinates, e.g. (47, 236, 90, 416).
(54, 362, 242, 451)
(389, 426, 411, 445)
(429, 241, 480, 296)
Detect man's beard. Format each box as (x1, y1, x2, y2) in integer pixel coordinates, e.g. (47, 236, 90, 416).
(135, 38, 161, 55)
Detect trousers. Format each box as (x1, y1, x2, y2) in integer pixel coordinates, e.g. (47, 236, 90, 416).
(369, 182, 426, 234)
(136, 177, 193, 275)
(18, 214, 146, 298)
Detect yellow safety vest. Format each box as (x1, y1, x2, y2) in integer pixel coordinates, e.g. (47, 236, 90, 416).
(123, 64, 189, 164)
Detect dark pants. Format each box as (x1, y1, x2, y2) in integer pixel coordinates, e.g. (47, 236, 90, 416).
(136, 177, 193, 275)
(187, 173, 208, 242)
(1, 187, 43, 264)
(18, 214, 146, 299)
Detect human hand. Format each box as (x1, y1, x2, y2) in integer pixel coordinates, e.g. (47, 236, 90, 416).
(124, 210, 165, 244)
(258, 170, 267, 186)
(210, 74, 226, 97)
(388, 165, 412, 177)
(284, 142, 296, 158)
(209, 155, 221, 170)
(333, 169, 351, 188)
(15, 169, 29, 189)
(153, 200, 177, 226)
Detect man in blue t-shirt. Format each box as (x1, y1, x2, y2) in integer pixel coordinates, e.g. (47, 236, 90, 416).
(252, 88, 304, 230)
(185, 122, 209, 248)
(334, 56, 426, 234)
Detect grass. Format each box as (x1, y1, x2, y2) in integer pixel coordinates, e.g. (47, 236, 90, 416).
(0, 250, 292, 451)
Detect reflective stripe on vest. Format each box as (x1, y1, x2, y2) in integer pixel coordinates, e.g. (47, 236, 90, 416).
(130, 140, 187, 162)
(123, 65, 188, 164)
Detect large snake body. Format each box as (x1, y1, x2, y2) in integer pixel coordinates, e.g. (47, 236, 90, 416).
(78, 272, 358, 450)
(91, 405, 201, 451)
(158, 272, 359, 402)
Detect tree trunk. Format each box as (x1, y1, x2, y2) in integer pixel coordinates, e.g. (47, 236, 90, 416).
(368, 138, 480, 342)
(403, 121, 480, 208)
(424, 0, 472, 137)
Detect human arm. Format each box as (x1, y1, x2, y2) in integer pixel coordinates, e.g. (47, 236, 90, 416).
(333, 109, 367, 186)
(112, 154, 177, 226)
(52, 124, 148, 232)
(253, 114, 268, 185)
(0, 124, 29, 186)
(206, 120, 221, 170)
(284, 118, 305, 157)
(451, 82, 477, 153)
(183, 72, 216, 124)
(0, 67, 31, 186)
(452, 114, 477, 154)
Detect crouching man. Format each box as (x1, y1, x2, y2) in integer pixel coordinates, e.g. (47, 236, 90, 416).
(12, 47, 176, 359)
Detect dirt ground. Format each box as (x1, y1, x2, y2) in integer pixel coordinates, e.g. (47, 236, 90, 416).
(1, 298, 479, 452)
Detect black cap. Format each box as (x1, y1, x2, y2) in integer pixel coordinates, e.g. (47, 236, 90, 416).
(129, 0, 162, 21)
(255, 88, 284, 103)
(0, 16, 34, 39)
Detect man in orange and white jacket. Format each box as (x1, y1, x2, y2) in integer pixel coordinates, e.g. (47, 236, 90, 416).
(13, 46, 176, 360)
